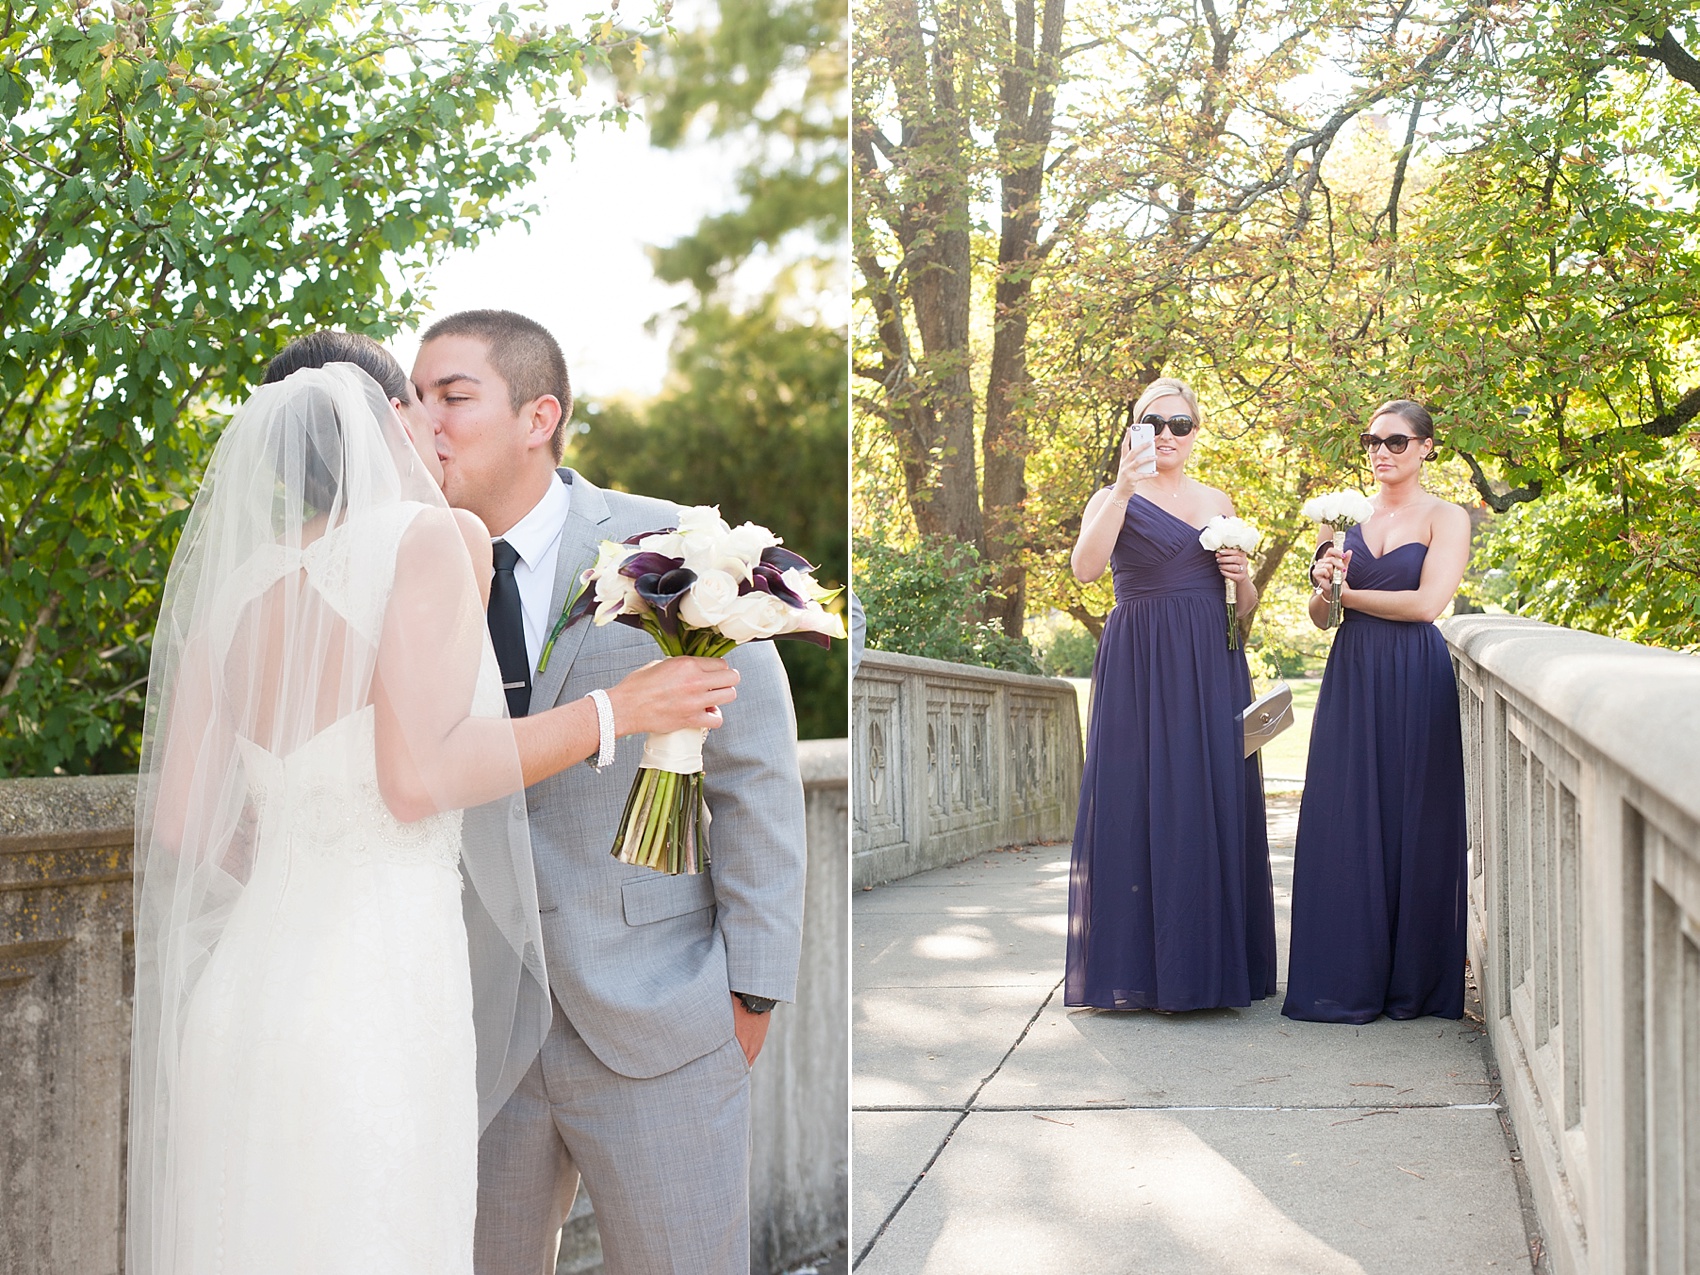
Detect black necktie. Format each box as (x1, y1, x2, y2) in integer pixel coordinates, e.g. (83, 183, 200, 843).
(488, 540, 531, 718)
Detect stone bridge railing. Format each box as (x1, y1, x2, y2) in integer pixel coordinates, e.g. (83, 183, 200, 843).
(851, 650, 1083, 888)
(1442, 615, 1700, 1275)
(0, 740, 849, 1275)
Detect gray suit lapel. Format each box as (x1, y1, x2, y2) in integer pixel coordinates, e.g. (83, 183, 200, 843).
(530, 469, 612, 713)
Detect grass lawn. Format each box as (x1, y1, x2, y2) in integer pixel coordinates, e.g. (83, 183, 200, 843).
(1255, 676, 1318, 789)
(1062, 674, 1318, 792)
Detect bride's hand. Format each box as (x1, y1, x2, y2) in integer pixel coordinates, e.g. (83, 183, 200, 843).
(606, 656, 739, 737)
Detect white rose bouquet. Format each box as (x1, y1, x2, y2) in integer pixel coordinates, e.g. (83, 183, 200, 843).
(1197, 516, 1262, 650)
(1300, 490, 1375, 628)
(554, 506, 845, 875)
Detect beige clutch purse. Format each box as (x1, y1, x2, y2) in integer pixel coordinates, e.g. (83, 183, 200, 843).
(1242, 682, 1294, 758)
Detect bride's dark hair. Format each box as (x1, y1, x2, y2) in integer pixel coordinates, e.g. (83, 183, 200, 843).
(263, 330, 410, 402)
(261, 332, 410, 514)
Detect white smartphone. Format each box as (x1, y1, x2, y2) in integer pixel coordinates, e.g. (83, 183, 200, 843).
(1127, 420, 1157, 477)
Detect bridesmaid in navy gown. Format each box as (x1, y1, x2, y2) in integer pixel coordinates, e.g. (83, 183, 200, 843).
(1283, 400, 1473, 1023)
(1065, 378, 1277, 1011)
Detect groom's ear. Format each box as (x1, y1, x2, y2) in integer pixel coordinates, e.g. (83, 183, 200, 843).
(522, 394, 563, 455)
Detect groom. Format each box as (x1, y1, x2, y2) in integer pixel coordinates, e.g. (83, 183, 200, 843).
(411, 310, 808, 1274)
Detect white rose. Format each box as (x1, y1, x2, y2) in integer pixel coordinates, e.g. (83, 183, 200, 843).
(678, 568, 743, 630)
(716, 591, 793, 643)
(1198, 515, 1261, 553)
(722, 521, 781, 570)
(636, 530, 687, 561)
(1301, 490, 1373, 526)
(675, 504, 731, 538)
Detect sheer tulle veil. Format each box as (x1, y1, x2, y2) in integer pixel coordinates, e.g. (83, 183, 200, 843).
(129, 363, 550, 1271)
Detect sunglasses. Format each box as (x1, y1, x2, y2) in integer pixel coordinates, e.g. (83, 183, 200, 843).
(1359, 432, 1424, 454)
(1140, 413, 1197, 437)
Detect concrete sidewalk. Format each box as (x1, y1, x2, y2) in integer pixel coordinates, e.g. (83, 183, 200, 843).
(851, 797, 1540, 1274)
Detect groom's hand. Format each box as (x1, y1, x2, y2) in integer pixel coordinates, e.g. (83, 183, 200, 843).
(731, 995, 771, 1067)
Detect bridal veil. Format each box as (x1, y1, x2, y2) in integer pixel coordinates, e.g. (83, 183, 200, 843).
(129, 364, 550, 1272)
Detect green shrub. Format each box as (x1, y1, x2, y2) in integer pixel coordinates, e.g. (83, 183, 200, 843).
(853, 535, 1042, 675)
(1040, 626, 1098, 677)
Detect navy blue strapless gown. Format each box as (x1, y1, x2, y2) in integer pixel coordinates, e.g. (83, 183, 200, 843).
(1282, 523, 1468, 1023)
(1065, 495, 1277, 1011)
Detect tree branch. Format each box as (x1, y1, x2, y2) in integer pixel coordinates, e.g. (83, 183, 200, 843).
(1455, 446, 1543, 511)
(1634, 29, 1700, 92)
(1641, 382, 1700, 436)
(0, 591, 61, 703)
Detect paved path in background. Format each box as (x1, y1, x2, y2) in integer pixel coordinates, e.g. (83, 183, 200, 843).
(851, 797, 1539, 1275)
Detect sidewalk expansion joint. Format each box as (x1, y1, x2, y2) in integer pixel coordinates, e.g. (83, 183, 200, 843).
(850, 977, 1063, 1271)
(855, 1101, 1506, 1113)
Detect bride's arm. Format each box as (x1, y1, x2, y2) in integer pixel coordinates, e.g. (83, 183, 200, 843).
(150, 634, 222, 852)
(372, 509, 737, 821)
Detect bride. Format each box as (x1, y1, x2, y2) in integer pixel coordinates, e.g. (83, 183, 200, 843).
(127, 335, 738, 1274)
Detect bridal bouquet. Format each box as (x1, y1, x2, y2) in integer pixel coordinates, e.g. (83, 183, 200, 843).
(1301, 490, 1375, 628)
(1197, 516, 1261, 650)
(561, 506, 845, 875)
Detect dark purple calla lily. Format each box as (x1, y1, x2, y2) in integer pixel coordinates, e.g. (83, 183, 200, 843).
(741, 562, 808, 608)
(634, 568, 697, 635)
(774, 629, 832, 649)
(564, 586, 597, 627)
(623, 527, 678, 546)
(760, 545, 814, 574)
(619, 550, 686, 580)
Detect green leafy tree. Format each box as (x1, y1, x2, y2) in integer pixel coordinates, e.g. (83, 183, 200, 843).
(640, 0, 846, 294)
(578, 0, 849, 737)
(0, 0, 655, 775)
(854, 0, 1700, 661)
(571, 303, 849, 737)
(852, 535, 1041, 673)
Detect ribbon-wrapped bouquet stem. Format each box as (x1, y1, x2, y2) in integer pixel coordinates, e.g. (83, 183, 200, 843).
(1300, 491, 1375, 628)
(559, 506, 845, 875)
(1197, 515, 1262, 650)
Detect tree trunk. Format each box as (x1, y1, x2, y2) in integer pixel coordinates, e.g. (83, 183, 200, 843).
(881, 0, 983, 550)
(982, 0, 1065, 637)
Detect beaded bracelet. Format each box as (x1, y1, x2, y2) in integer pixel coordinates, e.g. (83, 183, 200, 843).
(587, 689, 616, 771)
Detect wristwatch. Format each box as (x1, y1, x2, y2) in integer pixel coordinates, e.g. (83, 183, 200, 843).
(734, 992, 777, 1015)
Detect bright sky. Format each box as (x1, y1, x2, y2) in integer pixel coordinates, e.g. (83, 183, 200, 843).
(388, 3, 733, 403)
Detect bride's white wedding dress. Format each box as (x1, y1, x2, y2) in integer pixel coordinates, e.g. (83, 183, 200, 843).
(167, 506, 488, 1273)
(132, 367, 548, 1275)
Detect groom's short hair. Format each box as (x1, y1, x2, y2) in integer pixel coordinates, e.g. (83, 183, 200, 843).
(421, 309, 573, 461)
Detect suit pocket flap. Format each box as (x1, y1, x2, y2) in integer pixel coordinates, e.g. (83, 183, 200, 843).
(621, 872, 715, 926)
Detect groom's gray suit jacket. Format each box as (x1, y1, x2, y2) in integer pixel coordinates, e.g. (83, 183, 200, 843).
(523, 468, 808, 1080)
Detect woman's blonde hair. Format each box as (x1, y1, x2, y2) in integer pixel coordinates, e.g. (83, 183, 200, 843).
(1131, 377, 1204, 428)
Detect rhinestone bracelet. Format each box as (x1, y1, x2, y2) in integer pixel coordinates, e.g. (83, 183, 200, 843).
(588, 688, 616, 771)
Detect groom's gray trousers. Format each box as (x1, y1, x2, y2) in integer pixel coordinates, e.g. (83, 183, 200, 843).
(473, 471, 807, 1275)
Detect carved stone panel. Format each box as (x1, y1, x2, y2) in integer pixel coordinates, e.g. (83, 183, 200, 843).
(923, 681, 996, 838)
(852, 674, 904, 853)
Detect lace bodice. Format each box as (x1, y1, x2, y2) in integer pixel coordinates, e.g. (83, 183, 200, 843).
(223, 499, 506, 871)
(235, 709, 464, 870)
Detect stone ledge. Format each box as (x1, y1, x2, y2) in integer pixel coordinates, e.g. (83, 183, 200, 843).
(0, 774, 137, 855)
(798, 738, 849, 788)
(857, 648, 1069, 692)
(1441, 613, 1700, 826)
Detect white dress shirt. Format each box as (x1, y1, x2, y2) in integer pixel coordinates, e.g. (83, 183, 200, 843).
(494, 473, 572, 674)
